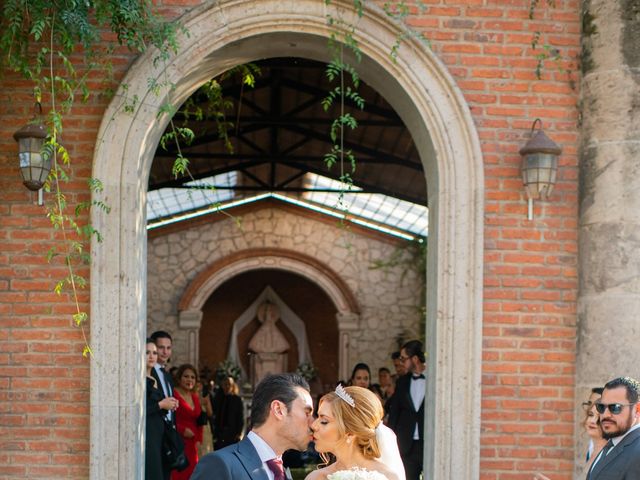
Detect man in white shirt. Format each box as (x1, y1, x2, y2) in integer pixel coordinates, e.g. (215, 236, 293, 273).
(387, 340, 426, 480)
(150, 330, 175, 417)
(150, 330, 179, 480)
(192, 373, 314, 480)
(588, 376, 640, 480)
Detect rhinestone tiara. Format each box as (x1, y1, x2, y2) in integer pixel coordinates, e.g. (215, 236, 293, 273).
(335, 384, 355, 407)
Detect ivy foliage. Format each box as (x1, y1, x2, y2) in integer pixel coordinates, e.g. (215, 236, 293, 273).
(0, 0, 180, 357)
(1, 0, 179, 75)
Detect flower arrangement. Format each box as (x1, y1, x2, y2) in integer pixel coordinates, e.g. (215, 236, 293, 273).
(295, 361, 318, 381)
(216, 359, 241, 381)
(328, 467, 388, 480)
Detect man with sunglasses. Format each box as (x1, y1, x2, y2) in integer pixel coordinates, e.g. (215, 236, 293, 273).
(588, 376, 640, 480)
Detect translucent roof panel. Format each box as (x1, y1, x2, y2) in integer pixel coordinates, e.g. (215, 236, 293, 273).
(147, 171, 427, 239)
(147, 172, 237, 222)
(301, 174, 428, 237)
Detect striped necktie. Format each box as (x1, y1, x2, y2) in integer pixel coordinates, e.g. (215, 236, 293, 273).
(266, 458, 285, 480)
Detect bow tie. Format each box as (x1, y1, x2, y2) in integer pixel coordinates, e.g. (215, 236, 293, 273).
(412, 374, 425, 380)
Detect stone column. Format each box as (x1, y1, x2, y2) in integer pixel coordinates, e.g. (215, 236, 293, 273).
(336, 311, 360, 381)
(576, 0, 640, 473)
(178, 309, 203, 366)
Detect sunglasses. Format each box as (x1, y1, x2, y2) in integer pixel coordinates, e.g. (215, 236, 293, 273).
(594, 402, 637, 415)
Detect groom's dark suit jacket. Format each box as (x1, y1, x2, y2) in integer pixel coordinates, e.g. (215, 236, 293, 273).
(387, 373, 424, 456)
(191, 436, 271, 480)
(588, 426, 640, 480)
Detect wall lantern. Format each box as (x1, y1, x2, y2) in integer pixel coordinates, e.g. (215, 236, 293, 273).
(13, 102, 51, 205)
(519, 118, 561, 220)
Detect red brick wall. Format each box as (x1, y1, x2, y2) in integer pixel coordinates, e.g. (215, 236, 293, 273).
(423, 2, 580, 479)
(0, 1, 580, 478)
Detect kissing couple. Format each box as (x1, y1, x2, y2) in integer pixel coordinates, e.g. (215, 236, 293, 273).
(191, 373, 405, 480)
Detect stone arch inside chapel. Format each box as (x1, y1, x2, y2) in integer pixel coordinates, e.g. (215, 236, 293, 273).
(89, 1, 484, 479)
(177, 248, 361, 383)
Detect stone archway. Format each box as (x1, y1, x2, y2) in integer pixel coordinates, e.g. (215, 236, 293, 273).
(176, 248, 360, 381)
(90, 1, 484, 478)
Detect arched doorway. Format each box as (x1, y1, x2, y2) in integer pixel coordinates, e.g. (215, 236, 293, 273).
(90, 1, 484, 478)
(176, 248, 360, 383)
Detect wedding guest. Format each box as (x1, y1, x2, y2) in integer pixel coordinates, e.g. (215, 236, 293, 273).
(197, 378, 214, 458)
(150, 331, 175, 406)
(145, 339, 179, 480)
(391, 351, 407, 379)
(208, 375, 223, 447)
(172, 364, 204, 480)
(349, 363, 371, 388)
(583, 387, 604, 463)
(535, 387, 606, 480)
(213, 376, 245, 450)
(378, 367, 394, 401)
(388, 340, 426, 480)
(151, 329, 177, 480)
(583, 403, 607, 474)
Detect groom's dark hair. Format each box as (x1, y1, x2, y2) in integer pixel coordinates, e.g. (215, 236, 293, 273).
(250, 373, 310, 427)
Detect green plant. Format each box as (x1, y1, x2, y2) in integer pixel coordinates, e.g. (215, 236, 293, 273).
(0, 0, 181, 356)
(216, 359, 242, 381)
(296, 362, 318, 381)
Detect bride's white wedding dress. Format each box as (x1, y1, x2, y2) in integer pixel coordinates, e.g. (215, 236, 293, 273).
(327, 467, 390, 479)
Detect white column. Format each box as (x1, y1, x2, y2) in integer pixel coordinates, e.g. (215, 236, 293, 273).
(179, 309, 203, 366)
(336, 312, 360, 381)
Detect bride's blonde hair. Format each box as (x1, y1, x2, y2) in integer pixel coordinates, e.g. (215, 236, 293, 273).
(320, 385, 383, 460)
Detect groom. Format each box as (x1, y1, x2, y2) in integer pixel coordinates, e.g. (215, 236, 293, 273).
(191, 373, 314, 480)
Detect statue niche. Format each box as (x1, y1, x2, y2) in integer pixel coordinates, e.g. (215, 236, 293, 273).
(248, 301, 290, 386)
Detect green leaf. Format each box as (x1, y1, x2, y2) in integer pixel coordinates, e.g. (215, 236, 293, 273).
(73, 312, 88, 326)
(172, 155, 189, 178)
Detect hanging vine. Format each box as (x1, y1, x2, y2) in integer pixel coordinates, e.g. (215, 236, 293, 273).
(0, 0, 182, 356)
(0, 0, 570, 357)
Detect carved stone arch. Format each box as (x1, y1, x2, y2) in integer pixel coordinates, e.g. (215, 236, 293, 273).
(176, 248, 360, 379)
(178, 248, 359, 314)
(90, 1, 484, 478)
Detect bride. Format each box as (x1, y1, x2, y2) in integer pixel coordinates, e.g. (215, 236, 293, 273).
(306, 385, 405, 480)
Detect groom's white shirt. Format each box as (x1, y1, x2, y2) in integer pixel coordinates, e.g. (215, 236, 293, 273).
(247, 430, 279, 480)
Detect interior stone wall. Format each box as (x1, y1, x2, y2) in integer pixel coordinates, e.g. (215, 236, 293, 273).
(147, 201, 424, 375)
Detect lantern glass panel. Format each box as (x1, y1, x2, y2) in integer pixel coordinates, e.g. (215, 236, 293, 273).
(18, 137, 51, 189)
(522, 153, 558, 200)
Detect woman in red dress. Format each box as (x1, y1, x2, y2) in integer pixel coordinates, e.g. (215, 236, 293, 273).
(171, 364, 203, 480)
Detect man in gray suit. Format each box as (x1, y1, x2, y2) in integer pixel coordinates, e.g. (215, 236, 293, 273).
(588, 376, 640, 480)
(191, 373, 313, 480)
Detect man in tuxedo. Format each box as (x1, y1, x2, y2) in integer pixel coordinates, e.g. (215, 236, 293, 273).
(588, 376, 640, 480)
(391, 351, 408, 380)
(387, 340, 426, 480)
(150, 330, 175, 413)
(150, 330, 178, 480)
(191, 373, 313, 480)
